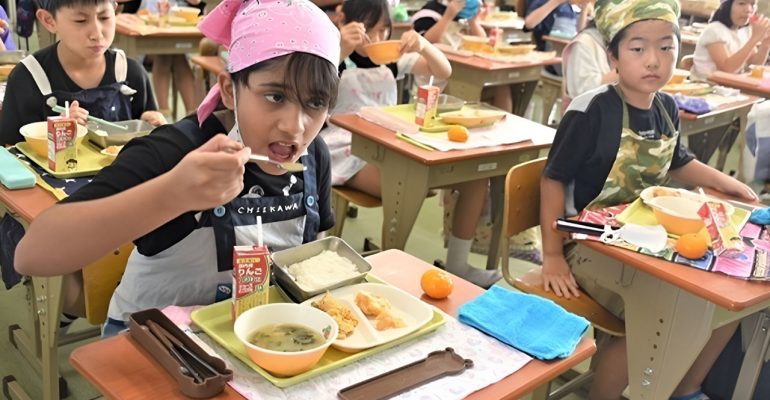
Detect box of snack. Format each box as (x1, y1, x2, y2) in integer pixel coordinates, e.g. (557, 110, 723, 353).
(415, 84, 439, 127)
(697, 201, 744, 256)
(232, 245, 271, 320)
(47, 115, 78, 172)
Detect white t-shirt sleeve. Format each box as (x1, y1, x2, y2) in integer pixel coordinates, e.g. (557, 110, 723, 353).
(699, 22, 731, 47)
(566, 38, 606, 98)
(395, 52, 420, 80)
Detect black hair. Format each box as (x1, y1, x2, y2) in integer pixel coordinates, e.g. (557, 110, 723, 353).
(341, 0, 392, 33)
(36, 0, 115, 15)
(231, 52, 340, 111)
(710, 0, 738, 28)
(608, 20, 681, 59)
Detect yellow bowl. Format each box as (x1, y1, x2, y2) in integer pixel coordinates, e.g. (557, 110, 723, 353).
(647, 196, 705, 236)
(496, 44, 536, 55)
(460, 35, 494, 53)
(363, 40, 401, 65)
(667, 69, 689, 85)
(19, 121, 88, 158)
(170, 6, 201, 22)
(233, 303, 338, 377)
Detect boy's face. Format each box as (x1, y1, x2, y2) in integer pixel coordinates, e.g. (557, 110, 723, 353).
(610, 20, 678, 98)
(41, 2, 116, 61)
(732, 0, 757, 27)
(222, 65, 329, 176)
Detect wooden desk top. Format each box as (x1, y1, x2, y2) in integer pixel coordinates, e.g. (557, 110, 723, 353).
(191, 55, 226, 76)
(543, 35, 569, 46)
(708, 71, 770, 97)
(329, 113, 551, 166)
(115, 14, 203, 37)
(678, 94, 762, 121)
(582, 240, 770, 311)
(442, 50, 561, 71)
(0, 184, 57, 223)
(71, 250, 596, 400)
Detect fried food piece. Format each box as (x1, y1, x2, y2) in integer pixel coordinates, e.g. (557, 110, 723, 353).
(355, 291, 392, 316)
(311, 293, 358, 339)
(375, 309, 406, 330)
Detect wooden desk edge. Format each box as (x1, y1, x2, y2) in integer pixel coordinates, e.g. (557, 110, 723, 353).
(678, 95, 762, 121)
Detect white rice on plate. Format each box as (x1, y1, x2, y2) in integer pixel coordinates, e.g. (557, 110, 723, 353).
(287, 250, 360, 291)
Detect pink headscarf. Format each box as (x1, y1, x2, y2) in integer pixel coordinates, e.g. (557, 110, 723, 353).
(196, 0, 341, 125)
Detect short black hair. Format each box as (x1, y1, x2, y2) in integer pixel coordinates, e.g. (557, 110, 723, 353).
(608, 20, 681, 59)
(710, 0, 737, 28)
(37, 0, 115, 15)
(341, 0, 392, 33)
(231, 52, 340, 111)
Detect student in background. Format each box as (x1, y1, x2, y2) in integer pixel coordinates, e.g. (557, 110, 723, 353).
(0, 5, 16, 51)
(0, 0, 164, 146)
(540, 0, 757, 398)
(561, 18, 615, 110)
(690, 0, 770, 81)
(14, 0, 341, 336)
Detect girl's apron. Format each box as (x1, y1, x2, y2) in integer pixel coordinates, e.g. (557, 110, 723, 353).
(585, 85, 679, 211)
(322, 58, 398, 185)
(107, 119, 321, 322)
(20, 49, 135, 122)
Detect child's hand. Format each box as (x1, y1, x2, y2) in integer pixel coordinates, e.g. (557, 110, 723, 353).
(168, 134, 250, 212)
(66, 100, 89, 126)
(399, 30, 427, 55)
(717, 177, 758, 202)
(446, 0, 466, 19)
(750, 15, 770, 44)
(542, 253, 581, 298)
(141, 111, 167, 127)
(340, 22, 368, 59)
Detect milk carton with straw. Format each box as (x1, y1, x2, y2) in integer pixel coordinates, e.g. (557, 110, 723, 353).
(415, 75, 439, 127)
(47, 101, 78, 172)
(232, 216, 271, 320)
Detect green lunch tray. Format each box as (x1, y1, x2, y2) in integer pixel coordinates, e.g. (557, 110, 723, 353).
(616, 197, 751, 237)
(190, 276, 447, 388)
(379, 103, 499, 133)
(16, 141, 112, 178)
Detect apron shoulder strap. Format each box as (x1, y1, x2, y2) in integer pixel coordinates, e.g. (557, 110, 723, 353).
(113, 49, 128, 82)
(653, 93, 678, 135)
(20, 55, 53, 96)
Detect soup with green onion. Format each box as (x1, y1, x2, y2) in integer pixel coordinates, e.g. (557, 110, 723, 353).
(248, 323, 325, 352)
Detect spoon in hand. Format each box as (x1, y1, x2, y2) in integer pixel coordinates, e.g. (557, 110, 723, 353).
(248, 154, 306, 172)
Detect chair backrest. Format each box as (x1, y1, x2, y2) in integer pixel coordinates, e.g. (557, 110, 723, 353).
(81, 243, 133, 325)
(516, 0, 526, 18)
(680, 54, 694, 70)
(502, 157, 546, 239)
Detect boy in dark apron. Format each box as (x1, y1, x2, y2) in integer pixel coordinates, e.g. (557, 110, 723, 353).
(13, 0, 341, 337)
(540, 0, 757, 399)
(0, 0, 165, 147)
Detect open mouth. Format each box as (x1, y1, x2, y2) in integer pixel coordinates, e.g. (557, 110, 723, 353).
(268, 141, 298, 162)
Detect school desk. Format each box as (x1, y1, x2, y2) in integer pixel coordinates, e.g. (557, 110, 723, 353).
(708, 71, 770, 99)
(679, 33, 698, 66)
(392, 22, 413, 39)
(577, 233, 770, 399)
(70, 249, 596, 400)
(191, 55, 226, 94)
(543, 35, 568, 56)
(113, 14, 204, 59)
(328, 113, 551, 271)
(677, 94, 762, 172)
(440, 50, 561, 117)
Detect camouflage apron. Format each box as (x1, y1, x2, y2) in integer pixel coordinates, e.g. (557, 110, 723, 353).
(586, 85, 678, 210)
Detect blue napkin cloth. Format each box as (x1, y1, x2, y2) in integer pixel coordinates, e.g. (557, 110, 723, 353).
(458, 286, 589, 360)
(750, 208, 770, 225)
(673, 94, 712, 115)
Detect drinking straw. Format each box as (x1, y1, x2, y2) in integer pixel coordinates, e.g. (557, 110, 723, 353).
(256, 216, 264, 247)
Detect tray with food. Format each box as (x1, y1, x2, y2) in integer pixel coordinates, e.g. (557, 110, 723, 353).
(190, 278, 445, 388)
(661, 82, 714, 96)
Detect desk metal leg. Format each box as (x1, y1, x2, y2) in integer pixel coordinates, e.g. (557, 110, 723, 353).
(486, 176, 504, 270)
(510, 81, 538, 117)
(732, 311, 770, 400)
(33, 276, 64, 400)
(378, 152, 430, 250)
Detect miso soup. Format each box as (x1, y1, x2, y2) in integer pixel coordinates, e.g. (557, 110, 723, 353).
(248, 323, 325, 352)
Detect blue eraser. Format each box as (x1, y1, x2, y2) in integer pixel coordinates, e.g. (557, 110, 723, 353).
(0, 147, 36, 189)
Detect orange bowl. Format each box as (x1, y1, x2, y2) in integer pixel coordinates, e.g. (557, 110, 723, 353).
(647, 196, 705, 235)
(363, 40, 401, 65)
(19, 121, 88, 158)
(233, 303, 338, 377)
(667, 69, 689, 85)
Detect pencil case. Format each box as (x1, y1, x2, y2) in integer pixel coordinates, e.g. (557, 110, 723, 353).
(0, 147, 35, 190)
(129, 308, 232, 398)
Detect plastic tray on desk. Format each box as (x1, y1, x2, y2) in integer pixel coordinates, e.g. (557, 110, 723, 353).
(190, 275, 446, 388)
(16, 141, 112, 178)
(616, 197, 751, 237)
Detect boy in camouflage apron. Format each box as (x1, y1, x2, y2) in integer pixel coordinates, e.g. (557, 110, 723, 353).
(540, 0, 758, 399)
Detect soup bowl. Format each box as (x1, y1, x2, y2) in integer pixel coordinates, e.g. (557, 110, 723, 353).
(233, 303, 338, 377)
(20, 121, 88, 158)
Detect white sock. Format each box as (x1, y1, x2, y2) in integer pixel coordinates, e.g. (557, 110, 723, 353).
(445, 234, 472, 275)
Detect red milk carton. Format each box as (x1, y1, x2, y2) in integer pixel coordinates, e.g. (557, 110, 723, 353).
(232, 245, 271, 320)
(697, 201, 744, 256)
(47, 116, 78, 172)
(415, 84, 440, 127)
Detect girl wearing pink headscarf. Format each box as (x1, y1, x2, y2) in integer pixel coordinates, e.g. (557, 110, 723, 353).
(15, 0, 342, 337)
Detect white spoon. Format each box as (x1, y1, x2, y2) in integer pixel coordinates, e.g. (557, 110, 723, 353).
(248, 154, 306, 172)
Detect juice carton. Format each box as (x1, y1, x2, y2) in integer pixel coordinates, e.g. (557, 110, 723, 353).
(697, 201, 744, 256)
(415, 85, 439, 127)
(232, 245, 271, 320)
(47, 116, 78, 172)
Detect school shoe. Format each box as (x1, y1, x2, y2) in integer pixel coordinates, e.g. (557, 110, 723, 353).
(460, 267, 502, 289)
